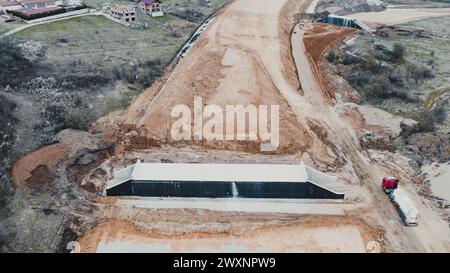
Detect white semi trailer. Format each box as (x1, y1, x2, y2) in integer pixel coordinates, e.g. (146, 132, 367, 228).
(389, 188, 419, 227)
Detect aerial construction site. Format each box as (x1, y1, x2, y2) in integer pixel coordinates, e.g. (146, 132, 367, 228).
(0, 0, 450, 253)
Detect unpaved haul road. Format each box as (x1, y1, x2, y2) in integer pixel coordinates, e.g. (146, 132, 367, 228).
(111, 0, 450, 252)
(123, 0, 319, 156)
(348, 8, 450, 26)
(293, 21, 450, 252)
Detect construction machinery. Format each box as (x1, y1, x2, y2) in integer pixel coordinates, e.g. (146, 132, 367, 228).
(382, 176, 399, 194)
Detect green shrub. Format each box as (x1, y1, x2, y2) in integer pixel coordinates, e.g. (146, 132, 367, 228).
(392, 43, 406, 62)
(401, 102, 448, 137)
(407, 63, 434, 83)
(0, 93, 17, 173)
(342, 53, 360, 65)
(169, 9, 205, 23)
(0, 38, 34, 87)
(64, 110, 88, 130)
(327, 50, 336, 63)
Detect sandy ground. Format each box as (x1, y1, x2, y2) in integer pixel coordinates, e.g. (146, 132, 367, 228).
(76, 0, 450, 252)
(78, 214, 380, 253)
(121, 0, 313, 155)
(422, 163, 450, 202)
(348, 8, 450, 26)
(358, 105, 416, 137)
(115, 197, 354, 215)
(306, 0, 321, 14)
(95, 225, 367, 253)
(10, 143, 69, 188)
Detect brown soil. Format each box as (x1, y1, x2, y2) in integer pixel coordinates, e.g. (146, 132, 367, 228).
(11, 0, 450, 253)
(278, 0, 309, 94)
(107, 0, 315, 155)
(78, 212, 383, 253)
(10, 143, 69, 188)
(10, 129, 113, 190)
(303, 23, 357, 103)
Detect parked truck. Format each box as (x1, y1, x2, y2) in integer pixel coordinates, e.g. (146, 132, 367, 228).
(388, 188, 419, 227)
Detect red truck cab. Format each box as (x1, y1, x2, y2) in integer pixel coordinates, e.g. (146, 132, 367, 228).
(382, 177, 399, 193)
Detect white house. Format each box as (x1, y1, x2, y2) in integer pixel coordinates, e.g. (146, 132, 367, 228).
(138, 0, 163, 17)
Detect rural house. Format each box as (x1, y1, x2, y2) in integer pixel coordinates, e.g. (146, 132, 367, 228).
(0, 0, 22, 11)
(110, 4, 136, 23)
(138, 0, 163, 17)
(14, 0, 62, 18)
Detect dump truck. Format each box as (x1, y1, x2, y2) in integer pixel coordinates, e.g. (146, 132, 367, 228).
(382, 177, 399, 194)
(388, 188, 419, 227)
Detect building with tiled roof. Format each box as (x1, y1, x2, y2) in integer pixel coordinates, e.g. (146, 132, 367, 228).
(138, 0, 163, 17)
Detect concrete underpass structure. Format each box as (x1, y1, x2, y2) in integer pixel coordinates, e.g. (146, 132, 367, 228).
(320, 14, 373, 32)
(105, 162, 345, 199)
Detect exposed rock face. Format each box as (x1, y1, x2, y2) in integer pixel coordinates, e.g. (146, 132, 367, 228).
(66, 141, 114, 192)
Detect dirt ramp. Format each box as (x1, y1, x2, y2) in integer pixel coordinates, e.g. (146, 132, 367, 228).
(303, 23, 357, 103)
(114, 0, 314, 155)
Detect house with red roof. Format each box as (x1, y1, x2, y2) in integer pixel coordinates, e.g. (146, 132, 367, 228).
(9, 0, 85, 19)
(16, 5, 62, 16)
(138, 0, 163, 17)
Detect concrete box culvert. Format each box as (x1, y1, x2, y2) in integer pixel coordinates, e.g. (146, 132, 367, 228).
(105, 162, 345, 199)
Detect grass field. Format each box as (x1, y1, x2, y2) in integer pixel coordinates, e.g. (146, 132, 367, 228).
(346, 15, 450, 132)
(379, 16, 450, 93)
(1, 0, 231, 162)
(0, 20, 24, 35)
(15, 15, 187, 69)
(12, 0, 230, 74)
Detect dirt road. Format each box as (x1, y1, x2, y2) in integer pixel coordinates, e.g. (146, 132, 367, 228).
(77, 0, 450, 252)
(293, 20, 450, 252)
(348, 8, 450, 26)
(122, 0, 315, 156)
